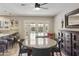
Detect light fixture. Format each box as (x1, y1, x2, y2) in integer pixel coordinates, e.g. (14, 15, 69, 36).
(35, 7, 40, 10)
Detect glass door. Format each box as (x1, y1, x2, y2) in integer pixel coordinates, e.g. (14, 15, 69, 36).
(24, 23, 49, 45)
(44, 24, 49, 45)
(24, 24, 30, 45)
(30, 23, 36, 45)
(37, 24, 44, 45)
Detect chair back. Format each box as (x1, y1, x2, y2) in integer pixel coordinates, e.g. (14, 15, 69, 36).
(32, 48, 51, 56)
(18, 39, 25, 49)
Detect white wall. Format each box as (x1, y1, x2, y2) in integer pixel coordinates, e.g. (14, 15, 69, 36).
(54, 11, 65, 37)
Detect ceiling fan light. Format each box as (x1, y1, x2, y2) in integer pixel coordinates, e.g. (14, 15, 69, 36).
(35, 7, 40, 10)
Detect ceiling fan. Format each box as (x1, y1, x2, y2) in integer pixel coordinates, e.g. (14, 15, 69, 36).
(21, 3, 48, 10)
(34, 3, 48, 10)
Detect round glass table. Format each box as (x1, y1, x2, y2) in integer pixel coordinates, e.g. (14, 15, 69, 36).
(24, 39, 57, 56)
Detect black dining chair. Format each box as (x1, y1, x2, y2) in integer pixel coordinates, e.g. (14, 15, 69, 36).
(0, 39, 8, 50)
(51, 38, 62, 56)
(18, 39, 28, 56)
(2, 36, 14, 49)
(0, 40, 8, 55)
(0, 45, 6, 55)
(32, 48, 51, 56)
(7, 37, 14, 48)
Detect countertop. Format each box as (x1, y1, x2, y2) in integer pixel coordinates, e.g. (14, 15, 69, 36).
(59, 28, 79, 32)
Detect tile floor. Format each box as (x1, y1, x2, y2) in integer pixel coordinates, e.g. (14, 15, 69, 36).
(0, 43, 19, 56)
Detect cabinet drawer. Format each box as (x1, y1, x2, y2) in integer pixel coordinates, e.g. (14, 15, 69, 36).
(65, 50, 71, 56)
(72, 50, 79, 56)
(76, 51, 79, 56)
(66, 40, 71, 43)
(66, 46, 71, 51)
(66, 42, 71, 47)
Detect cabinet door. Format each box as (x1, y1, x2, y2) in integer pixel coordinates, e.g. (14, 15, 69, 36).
(64, 32, 72, 55)
(72, 33, 79, 56)
(61, 33, 65, 50)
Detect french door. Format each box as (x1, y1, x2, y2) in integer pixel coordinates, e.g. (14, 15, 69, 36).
(24, 23, 49, 45)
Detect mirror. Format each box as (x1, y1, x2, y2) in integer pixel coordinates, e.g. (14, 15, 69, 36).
(69, 14, 79, 25)
(65, 8, 79, 28)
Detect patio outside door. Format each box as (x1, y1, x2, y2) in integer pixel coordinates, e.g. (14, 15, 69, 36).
(24, 23, 49, 45)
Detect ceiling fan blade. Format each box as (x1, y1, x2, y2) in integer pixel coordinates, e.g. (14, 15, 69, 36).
(40, 7, 48, 9)
(40, 3, 48, 6)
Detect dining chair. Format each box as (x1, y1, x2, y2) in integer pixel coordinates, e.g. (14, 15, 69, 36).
(32, 48, 51, 56)
(0, 39, 8, 50)
(7, 37, 14, 48)
(51, 38, 62, 56)
(2, 36, 14, 48)
(18, 39, 28, 56)
(0, 40, 7, 55)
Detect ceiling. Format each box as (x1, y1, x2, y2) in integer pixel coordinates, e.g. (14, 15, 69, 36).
(0, 3, 79, 16)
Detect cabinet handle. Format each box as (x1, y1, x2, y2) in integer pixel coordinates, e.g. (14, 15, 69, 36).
(67, 41, 70, 43)
(74, 35, 76, 41)
(74, 52, 77, 56)
(67, 46, 70, 49)
(74, 43, 76, 49)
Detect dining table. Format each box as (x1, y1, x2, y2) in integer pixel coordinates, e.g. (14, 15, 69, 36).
(23, 38, 57, 56)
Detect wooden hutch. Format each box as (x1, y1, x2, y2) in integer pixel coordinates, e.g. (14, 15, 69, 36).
(58, 29, 79, 56)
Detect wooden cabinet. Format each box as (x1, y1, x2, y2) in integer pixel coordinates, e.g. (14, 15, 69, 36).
(58, 30, 79, 56)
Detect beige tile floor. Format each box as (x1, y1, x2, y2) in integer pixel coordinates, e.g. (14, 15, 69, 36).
(0, 43, 19, 56)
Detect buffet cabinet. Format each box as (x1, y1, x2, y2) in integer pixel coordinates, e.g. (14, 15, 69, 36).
(58, 30, 79, 56)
